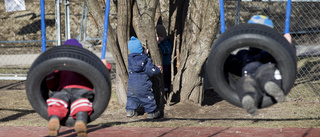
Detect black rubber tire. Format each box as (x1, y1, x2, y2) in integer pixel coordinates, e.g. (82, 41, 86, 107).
(26, 45, 111, 127)
(206, 23, 297, 108)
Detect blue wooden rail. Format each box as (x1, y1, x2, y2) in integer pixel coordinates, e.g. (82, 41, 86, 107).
(40, 0, 46, 52)
(284, 0, 292, 34)
(101, 0, 110, 59)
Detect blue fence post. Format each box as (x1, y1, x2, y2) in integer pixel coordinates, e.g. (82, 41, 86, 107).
(101, 0, 110, 59)
(219, 0, 225, 34)
(40, 0, 46, 52)
(284, 0, 292, 34)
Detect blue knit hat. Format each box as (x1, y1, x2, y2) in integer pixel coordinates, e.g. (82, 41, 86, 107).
(63, 38, 82, 47)
(248, 15, 274, 28)
(128, 36, 143, 53)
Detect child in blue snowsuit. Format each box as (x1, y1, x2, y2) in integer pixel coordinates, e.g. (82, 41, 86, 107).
(125, 36, 161, 119)
(225, 15, 295, 116)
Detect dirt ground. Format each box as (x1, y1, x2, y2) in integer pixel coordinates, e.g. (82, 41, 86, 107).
(0, 77, 319, 129)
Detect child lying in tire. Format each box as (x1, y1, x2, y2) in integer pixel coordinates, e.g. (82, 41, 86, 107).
(45, 39, 111, 137)
(225, 15, 295, 116)
(125, 36, 162, 119)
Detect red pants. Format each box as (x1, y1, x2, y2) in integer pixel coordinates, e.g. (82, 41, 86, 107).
(46, 88, 93, 119)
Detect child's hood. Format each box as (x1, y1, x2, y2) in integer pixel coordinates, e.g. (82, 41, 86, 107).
(128, 53, 148, 72)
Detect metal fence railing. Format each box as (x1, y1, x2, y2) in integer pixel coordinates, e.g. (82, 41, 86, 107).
(0, 0, 105, 80)
(1, 0, 319, 100)
(224, 0, 320, 45)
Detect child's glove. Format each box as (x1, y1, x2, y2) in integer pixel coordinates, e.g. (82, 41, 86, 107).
(101, 59, 112, 72)
(106, 63, 112, 72)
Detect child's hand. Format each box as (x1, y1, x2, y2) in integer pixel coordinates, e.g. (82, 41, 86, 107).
(157, 36, 164, 44)
(284, 33, 292, 44)
(144, 48, 149, 54)
(157, 65, 162, 71)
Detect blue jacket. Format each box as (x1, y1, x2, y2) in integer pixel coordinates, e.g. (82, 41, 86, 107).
(159, 38, 173, 65)
(127, 53, 160, 93)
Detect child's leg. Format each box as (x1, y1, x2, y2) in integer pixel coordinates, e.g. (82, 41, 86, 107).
(163, 65, 171, 100)
(46, 90, 70, 136)
(69, 88, 93, 118)
(125, 88, 140, 117)
(69, 88, 93, 137)
(138, 91, 160, 119)
(255, 63, 285, 102)
(47, 91, 70, 118)
(74, 111, 88, 137)
(47, 115, 60, 136)
(236, 75, 263, 116)
(163, 65, 171, 93)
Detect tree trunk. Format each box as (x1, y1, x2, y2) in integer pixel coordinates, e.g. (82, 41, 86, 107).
(117, 0, 132, 69)
(114, 0, 133, 106)
(158, 0, 170, 31)
(172, 0, 219, 104)
(84, 0, 129, 105)
(116, 67, 127, 106)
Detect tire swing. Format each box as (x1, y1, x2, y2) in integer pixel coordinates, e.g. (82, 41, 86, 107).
(26, 45, 111, 127)
(206, 23, 297, 108)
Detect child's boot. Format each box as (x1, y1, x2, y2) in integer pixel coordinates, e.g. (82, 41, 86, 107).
(255, 64, 285, 103)
(264, 81, 285, 102)
(126, 110, 138, 118)
(236, 75, 262, 116)
(47, 115, 60, 136)
(241, 94, 258, 116)
(74, 112, 88, 137)
(147, 110, 161, 119)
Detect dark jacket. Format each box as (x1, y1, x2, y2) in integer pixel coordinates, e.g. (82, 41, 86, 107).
(127, 53, 160, 93)
(158, 38, 173, 66)
(225, 48, 275, 76)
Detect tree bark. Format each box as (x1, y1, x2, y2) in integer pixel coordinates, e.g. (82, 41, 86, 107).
(117, 0, 132, 69)
(172, 0, 219, 104)
(114, 0, 134, 105)
(158, 0, 170, 31)
(84, 0, 129, 105)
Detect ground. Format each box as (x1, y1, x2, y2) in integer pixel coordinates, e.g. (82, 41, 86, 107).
(0, 78, 320, 136)
(0, 78, 319, 129)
